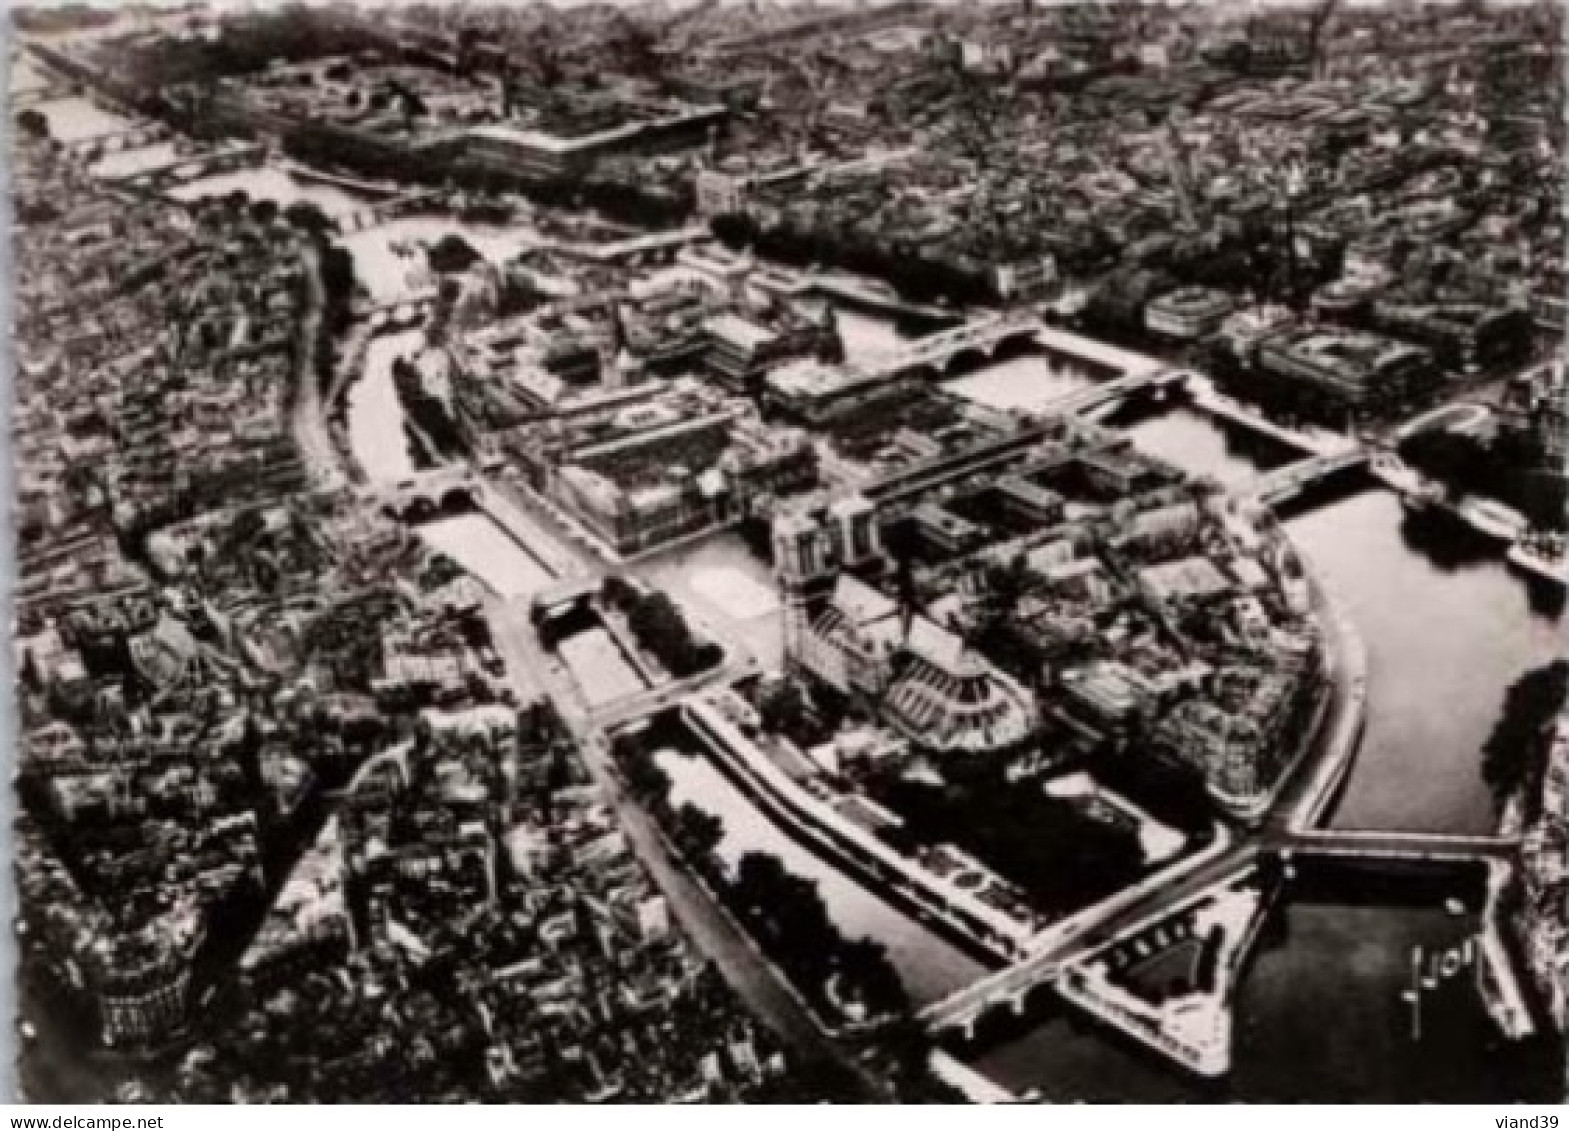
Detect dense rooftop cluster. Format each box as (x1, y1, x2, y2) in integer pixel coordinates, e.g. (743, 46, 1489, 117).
(11, 115, 796, 1105)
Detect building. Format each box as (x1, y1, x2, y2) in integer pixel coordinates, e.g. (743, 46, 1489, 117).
(1369, 301, 1535, 370)
(460, 102, 727, 179)
(1217, 305, 1296, 366)
(787, 572, 1037, 758)
(1155, 700, 1265, 808)
(702, 314, 783, 392)
(1515, 714, 1567, 1033)
(1144, 286, 1234, 341)
(993, 254, 1058, 302)
(1257, 326, 1435, 416)
(764, 358, 920, 424)
(519, 389, 818, 555)
(772, 495, 881, 589)
(92, 921, 199, 1050)
(1500, 361, 1567, 471)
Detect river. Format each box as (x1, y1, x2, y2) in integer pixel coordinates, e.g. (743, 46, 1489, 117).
(416, 513, 556, 602)
(27, 92, 130, 142)
(1284, 489, 1564, 834)
(347, 328, 425, 484)
(653, 747, 987, 1006)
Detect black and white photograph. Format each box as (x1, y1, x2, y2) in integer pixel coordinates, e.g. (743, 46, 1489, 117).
(6, 0, 1566, 1106)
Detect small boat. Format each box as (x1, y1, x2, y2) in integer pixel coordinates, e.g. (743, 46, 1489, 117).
(1507, 529, 1567, 587)
(1444, 897, 1466, 917)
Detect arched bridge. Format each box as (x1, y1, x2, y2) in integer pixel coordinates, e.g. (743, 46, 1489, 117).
(336, 189, 447, 235)
(356, 290, 442, 332)
(372, 466, 482, 522)
(1051, 367, 1190, 418)
(61, 122, 171, 161)
(1249, 448, 1369, 507)
(860, 315, 1041, 381)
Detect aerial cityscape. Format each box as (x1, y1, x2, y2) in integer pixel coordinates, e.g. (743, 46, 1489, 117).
(7, 0, 1566, 1104)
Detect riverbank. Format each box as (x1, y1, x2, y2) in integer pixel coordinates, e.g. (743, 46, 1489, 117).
(1276, 564, 1371, 835)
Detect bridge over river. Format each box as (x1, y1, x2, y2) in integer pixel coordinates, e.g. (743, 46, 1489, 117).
(920, 821, 1521, 1042)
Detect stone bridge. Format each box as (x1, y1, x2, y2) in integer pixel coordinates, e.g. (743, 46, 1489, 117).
(372, 466, 482, 522)
(119, 143, 265, 189)
(1051, 367, 1191, 418)
(356, 290, 442, 332)
(860, 315, 1041, 381)
(61, 122, 171, 161)
(336, 188, 447, 235)
(1249, 448, 1371, 507)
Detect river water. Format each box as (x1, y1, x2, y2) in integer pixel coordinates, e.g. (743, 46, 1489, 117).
(28, 93, 130, 142)
(416, 513, 556, 602)
(347, 328, 425, 484)
(653, 747, 987, 1005)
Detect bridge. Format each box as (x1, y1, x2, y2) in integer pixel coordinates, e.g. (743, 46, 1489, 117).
(588, 658, 757, 733)
(1249, 448, 1370, 507)
(1050, 367, 1191, 419)
(920, 840, 1257, 1041)
(336, 188, 447, 235)
(1270, 829, 1519, 865)
(355, 290, 442, 331)
(60, 122, 172, 161)
(372, 465, 482, 521)
(918, 823, 1523, 1042)
(117, 143, 265, 189)
(864, 315, 1040, 380)
(374, 469, 587, 582)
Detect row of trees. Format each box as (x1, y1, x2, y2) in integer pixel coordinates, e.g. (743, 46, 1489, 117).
(874, 772, 1147, 915)
(276, 122, 694, 229)
(601, 577, 722, 678)
(391, 355, 467, 462)
(607, 727, 909, 1025)
(1481, 659, 1567, 821)
(710, 213, 996, 307)
(1399, 428, 1568, 533)
(280, 199, 358, 399)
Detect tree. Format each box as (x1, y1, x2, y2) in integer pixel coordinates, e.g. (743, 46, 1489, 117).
(835, 937, 907, 1015)
(672, 803, 724, 861)
(979, 555, 1032, 624)
(1481, 660, 1567, 816)
(284, 200, 332, 235)
(427, 233, 481, 275)
(711, 213, 759, 250)
(15, 108, 50, 141)
(758, 680, 811, 739)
